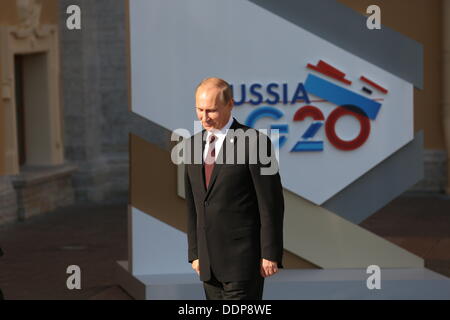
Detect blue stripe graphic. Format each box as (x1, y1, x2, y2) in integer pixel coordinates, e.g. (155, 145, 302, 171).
(304, 74, 382, 120)
(302, 122, 323, 139)
(291, 141, 324, 152)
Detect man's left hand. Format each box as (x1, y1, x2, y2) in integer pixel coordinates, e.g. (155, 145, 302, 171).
(260, 258, 278, 278)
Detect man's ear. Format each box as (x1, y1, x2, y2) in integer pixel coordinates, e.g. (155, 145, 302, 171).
(229, 99, 234, 110)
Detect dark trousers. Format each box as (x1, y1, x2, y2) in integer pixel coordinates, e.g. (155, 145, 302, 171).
(203, 267, 265, 300)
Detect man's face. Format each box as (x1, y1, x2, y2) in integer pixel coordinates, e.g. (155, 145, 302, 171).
(195, 86, 233, 131)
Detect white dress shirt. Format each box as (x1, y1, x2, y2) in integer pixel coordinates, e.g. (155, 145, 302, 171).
(203, 115, 234, 162)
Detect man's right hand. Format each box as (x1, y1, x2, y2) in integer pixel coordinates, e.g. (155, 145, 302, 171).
(191, 259, 200, 275)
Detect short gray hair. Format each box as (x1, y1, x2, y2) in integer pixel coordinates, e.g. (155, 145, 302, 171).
(195, 77, 233, 105)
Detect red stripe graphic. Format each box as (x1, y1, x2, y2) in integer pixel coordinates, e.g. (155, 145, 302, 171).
(307, 60, 352, 85)
(317, 60, 346, 79)
(360, 76, 388, 94)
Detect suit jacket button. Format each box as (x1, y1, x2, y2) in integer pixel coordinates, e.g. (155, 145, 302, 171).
(204, 201, 209, 207)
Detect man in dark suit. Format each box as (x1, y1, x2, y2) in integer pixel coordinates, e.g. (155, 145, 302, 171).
(184, 78, 284, 300)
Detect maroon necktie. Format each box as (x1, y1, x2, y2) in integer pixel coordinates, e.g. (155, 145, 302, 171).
(204, 134, 217, 188)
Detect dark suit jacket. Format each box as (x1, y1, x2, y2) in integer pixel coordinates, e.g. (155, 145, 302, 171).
(184, 118, 284, 282)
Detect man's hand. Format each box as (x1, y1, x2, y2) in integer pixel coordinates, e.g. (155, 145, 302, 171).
(260, 258, 278, 278)
(191, 259, 200, 275)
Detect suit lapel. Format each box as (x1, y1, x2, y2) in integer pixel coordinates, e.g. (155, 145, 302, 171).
(194, 129, 207, 195)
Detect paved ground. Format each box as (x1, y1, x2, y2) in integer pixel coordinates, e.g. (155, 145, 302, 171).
(0, 194, 449, 300)
(360, 194, 450, 279)
(0, 204, 132, 300)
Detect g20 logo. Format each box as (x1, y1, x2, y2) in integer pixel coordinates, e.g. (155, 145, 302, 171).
(236, 61, 388, 152)
(245, 104, 371, 152)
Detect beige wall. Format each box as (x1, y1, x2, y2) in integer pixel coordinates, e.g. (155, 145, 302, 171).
(0, 0, 59, 175)
(339, 0, 444, 150)
(0, 0, 59, 25)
